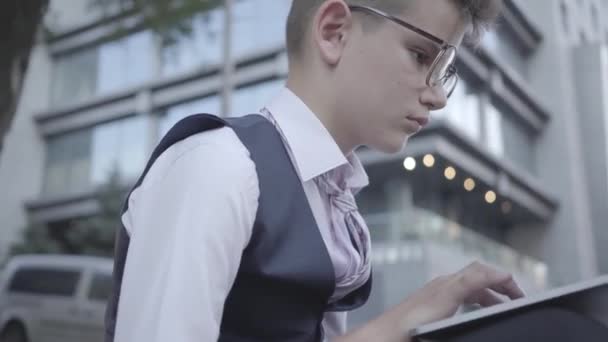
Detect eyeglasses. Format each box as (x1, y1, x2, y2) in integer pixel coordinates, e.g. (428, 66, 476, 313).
(349, 5, 459, 98)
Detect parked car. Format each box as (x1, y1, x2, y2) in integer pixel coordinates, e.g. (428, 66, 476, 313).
(0, 254, 113, 342)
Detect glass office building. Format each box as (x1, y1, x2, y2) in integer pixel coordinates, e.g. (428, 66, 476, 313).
(1, 0, 607, 327)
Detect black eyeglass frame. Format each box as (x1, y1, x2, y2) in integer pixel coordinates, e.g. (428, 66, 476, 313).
(349, 5, 459, 98)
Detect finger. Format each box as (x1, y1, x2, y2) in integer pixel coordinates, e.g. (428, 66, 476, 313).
(466, 288, 505, 307)
(460, 262, 526, 300)
(490, 278, 526, 300)
(452, 261, 516, 301)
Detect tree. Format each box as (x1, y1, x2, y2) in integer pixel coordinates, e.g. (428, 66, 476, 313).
(0, 0, 221, 153)
(11, 170, 127, 257)
(64, 170, 126, 257)
(8, 222, 63, 256)
(4, 0, 223, 258)
(0, 0, 49, 154)
(89, 0, 222, 46)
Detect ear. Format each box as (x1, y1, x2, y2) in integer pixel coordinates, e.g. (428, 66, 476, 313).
(311, 0, 352, 66)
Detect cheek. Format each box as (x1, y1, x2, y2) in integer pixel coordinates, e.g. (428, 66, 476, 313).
(341, 51, 388, 105)
(380, 50, 420, 99)
(380, 66, 419, 118)
(339, 42, 418, 124)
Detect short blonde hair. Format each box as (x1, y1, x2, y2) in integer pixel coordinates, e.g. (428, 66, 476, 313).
(285, 0, 503, 59)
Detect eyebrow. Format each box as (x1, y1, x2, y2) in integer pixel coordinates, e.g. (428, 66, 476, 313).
(406, 35, 441, 57)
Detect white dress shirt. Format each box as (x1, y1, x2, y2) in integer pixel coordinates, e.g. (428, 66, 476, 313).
(114, 88, 370, 342)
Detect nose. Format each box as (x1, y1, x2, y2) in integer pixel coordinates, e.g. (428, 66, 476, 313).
(420, 84, 448, 111)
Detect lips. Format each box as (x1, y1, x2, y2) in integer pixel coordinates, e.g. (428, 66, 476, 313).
(407, 115, 430, 128)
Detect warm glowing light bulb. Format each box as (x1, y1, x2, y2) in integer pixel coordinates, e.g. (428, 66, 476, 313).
(403, 157, 416, 171)
(464, 178, 476, 191)
(423, 154, 435, 167)
(485, 190, 497, 204)
(444, 166, 456, 180)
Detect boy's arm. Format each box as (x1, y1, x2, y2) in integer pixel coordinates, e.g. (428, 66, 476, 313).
(336, 262, 525, 342)
(113, 133, 259, 342)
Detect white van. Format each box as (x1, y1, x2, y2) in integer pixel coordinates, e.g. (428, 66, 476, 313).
(0, 255, 113, 342)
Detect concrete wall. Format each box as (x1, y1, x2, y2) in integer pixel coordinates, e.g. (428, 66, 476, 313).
(572, 44, 608, 274)
(0, 40, 53, 259)
(506, 0, 599, 285)
(45, 0, 105, 33)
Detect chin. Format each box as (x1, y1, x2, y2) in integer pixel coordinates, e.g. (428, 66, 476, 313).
(371, 134, 410, 154)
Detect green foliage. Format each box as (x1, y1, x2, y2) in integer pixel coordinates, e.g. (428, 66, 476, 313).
(66, 170, 126, 257)
(90, 0, 222, 46)
(7, 0, 223, 259)
(9, 223, 63, 256)
(11, 170, 128, 258)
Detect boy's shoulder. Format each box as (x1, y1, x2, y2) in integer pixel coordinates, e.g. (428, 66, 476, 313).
(142, 126, 254, 187)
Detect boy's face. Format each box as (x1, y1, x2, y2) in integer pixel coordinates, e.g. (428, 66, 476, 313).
(328, 0, 470, 153)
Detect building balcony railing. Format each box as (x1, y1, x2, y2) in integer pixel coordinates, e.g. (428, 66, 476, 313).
(364, 209, 548, 291)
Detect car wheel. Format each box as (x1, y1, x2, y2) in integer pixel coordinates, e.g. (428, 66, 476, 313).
(0, 323, 28, 342)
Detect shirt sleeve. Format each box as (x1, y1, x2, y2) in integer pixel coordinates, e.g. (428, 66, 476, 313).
(113, 129, 259, 342)
(323, 311, 348, 341)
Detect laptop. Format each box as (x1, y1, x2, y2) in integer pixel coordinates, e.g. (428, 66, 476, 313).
(409, 275, 608, 341)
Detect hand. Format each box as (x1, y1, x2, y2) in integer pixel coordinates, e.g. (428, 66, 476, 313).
(398, 261, 525, 336)
(335, 261, 525, 342)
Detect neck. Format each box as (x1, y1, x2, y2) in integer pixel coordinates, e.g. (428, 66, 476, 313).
(286, 74, 357, 156)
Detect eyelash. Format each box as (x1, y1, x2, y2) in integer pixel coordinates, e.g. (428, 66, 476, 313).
(408, 48, 432, 67)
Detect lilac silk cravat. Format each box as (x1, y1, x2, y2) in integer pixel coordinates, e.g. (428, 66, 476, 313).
(315, 167, 372, 298)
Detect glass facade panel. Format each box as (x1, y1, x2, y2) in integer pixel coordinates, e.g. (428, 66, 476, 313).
(90, 120, 120, 186)
(44, 129, 92, 195)
(52, 48, 98, 106)
(44, 133, 76, 195)
(44, 116, 147, 195)
(52, 31, 156, 106)
(231, 0, 290, 58)
(492, 100, 537, 174)
(161, 8, 225, 76)
(485, 101, 504, 157)
(98, 31, 156, 94)
(90, 115, 147, 186)
(230, 79, 285, 117)
(159, 96, 222, 137)
(482, 24, 528, 77)
(434, 76, 482, 142)
(118, 116, 149, 180)
(70, 129, 93, 191)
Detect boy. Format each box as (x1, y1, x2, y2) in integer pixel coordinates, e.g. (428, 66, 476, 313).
(106, 1, 527, 341)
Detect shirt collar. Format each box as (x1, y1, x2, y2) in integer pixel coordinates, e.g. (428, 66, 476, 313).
(263, 87, 369, 189)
